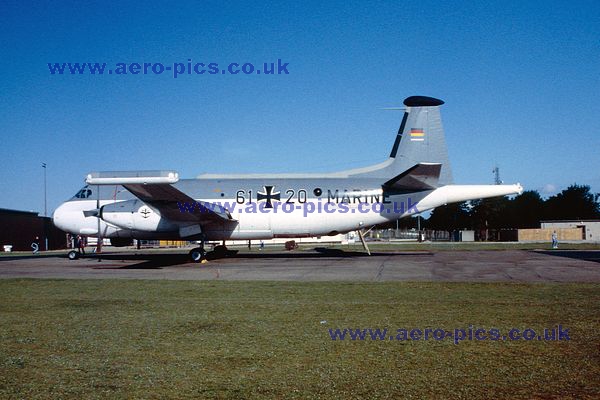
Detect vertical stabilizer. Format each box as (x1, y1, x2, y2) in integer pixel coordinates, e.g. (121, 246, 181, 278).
(392, 96, 452, 185)
(351, 96, 453, 186)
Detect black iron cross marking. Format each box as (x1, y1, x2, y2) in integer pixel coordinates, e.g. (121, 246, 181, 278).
(257, 185, 281, 208)
(140, 208, 151, 218)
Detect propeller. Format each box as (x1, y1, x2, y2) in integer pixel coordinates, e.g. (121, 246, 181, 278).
(83, 209, 99, 218)
(95, 185, 102, 260)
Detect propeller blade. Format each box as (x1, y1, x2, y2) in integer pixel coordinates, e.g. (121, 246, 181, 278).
(96, 185, 102, 256)
(83, 209, 99, 218)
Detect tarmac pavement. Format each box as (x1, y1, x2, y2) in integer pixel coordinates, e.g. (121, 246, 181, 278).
(1, 248, 599, 282)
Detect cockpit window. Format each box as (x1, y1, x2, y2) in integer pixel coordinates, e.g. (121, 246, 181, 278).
(74, 187, 92, 199)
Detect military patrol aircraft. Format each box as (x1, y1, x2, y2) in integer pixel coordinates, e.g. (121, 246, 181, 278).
(53, 96, 522, 261)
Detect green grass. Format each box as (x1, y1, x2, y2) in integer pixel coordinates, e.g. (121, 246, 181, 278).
(1, 280, 599, 399)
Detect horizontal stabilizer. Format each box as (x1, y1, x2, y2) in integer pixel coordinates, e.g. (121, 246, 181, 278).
(383, 163, 442, 192)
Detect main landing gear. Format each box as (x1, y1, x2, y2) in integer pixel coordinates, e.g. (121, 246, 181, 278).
(188, 241, 231, 263)
(188, 246, 207, 263)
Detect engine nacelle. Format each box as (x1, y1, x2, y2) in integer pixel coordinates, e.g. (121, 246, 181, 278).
(100, 200, 178, 232)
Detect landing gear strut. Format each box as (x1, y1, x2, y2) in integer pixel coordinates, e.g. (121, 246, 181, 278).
(188, 232, 208, 263)
(357, 227, 374, 256)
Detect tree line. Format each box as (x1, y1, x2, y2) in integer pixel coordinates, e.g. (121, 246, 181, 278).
(399, 184, 600, 231)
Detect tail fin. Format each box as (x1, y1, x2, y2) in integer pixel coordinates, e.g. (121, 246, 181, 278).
(350, 96, 453, 186)
(390, 96, 452, 184)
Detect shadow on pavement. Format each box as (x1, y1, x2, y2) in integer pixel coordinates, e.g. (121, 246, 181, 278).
(66, 247, 435, 269)
(0, 254, 65, 262)
(534, 250, 600, 264)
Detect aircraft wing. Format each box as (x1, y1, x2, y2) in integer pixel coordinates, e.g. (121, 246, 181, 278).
(85, 171, 234, 224)
(122, 183, 233, 223)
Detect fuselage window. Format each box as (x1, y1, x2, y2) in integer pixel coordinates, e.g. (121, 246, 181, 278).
(74, 188, 92, 198)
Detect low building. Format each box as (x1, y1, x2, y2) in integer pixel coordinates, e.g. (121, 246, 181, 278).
(0, 208, 67, 251)
(518, 227, 583, 242)
(541, 220, 600, 241)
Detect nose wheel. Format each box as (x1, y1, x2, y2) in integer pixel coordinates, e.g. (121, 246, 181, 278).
(189, 247, 207, 263)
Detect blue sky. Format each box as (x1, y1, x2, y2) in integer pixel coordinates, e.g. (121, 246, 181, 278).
(1, 0, 599, 215)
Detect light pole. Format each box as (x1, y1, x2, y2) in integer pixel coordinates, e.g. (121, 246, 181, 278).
(42, 163, 47, 216)
(42, 163, 47, 251)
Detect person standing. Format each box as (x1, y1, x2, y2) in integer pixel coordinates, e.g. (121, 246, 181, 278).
(551, 231, 558, 249)
(77, 235, 86, 255)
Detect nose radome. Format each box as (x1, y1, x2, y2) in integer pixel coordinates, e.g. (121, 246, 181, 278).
(52, 202, 73, 233)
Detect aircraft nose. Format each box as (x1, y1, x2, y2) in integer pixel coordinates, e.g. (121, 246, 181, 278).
(52, 202, 71, 232)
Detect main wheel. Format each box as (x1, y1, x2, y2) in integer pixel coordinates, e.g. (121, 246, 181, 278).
(68, 250, 79, 260)
(189, 247, 206, 263)
(213, 244, 228, 257)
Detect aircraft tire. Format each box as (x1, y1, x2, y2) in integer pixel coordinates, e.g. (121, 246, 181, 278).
(189, 247, 206, 263)
(213, 244, 228, 257)
(68, 250, 79, 260)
